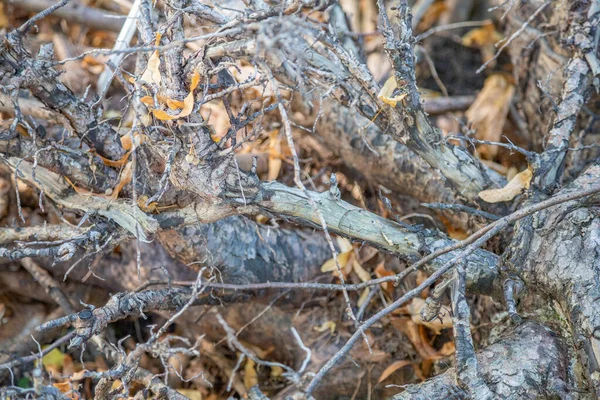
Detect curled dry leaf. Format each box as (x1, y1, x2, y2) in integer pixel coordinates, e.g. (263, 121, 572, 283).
(314, 320, 336, 334)
(466, 73, 515, 158)
(377, 360, 414, 383)
(110, 161, 133, 200)
(407, 298, 453, 334)
(140, 33, 162, 86)
(152, 71, 201, 121)
(378, 76, 408, 107)
(479, 168, 532, 203)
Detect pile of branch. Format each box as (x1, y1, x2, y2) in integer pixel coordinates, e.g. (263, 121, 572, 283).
(0, 0, 599, 398)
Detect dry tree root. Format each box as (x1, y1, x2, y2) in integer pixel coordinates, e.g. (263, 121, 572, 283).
(0, 0, 599, 398)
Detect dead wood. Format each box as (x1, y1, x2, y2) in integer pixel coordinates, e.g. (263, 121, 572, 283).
(0, 0, 599, 398)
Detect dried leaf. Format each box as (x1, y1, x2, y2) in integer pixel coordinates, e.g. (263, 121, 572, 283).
(479, 168, 532, 203)
(52, 382, 80, 399)
(152, 71, 201, 121)
(268, 130, 282, 181)
(357, 287, 371, 308)
(417, 2, 447, 31)
(314, 321, 336, 334)
(244, 358, 258, 390)
(407, 298, 453, 334)
(270, 365, 283, 378)
(377, 360, 413, 383)
(200, 101, 230, 141)
(140, 96, 154, 106)
(374, 262, 395, 293)
(320, 250, 352, 273)
(176, 389, 202, 400)
(42, 348, 66, 369)
(353, 259, 371, 282)
(461, 22, 503, 48)
(111, 162, 133, 200)
(465, 73, 515, 158)
(321, 237, 353, 273)
(97, 152, 130, 168)
(140, 34, 162, 85)
(336, 237, 353, 252)
(391, 317, 441, 361)
(378, 76, 407, 107)
(64, 177, 100, 197)
(0, 3, 9, 28)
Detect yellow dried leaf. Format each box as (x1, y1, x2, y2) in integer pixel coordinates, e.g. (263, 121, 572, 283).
(352, 259, 371, 282)
(152, 71, 200, 120)
(466, 73, 515, 158)
(378, 76, 407, 107)
(243, 358, 258, 390)
(314, 321, 336, 334)
(479, 168, 532, 203)
(176, 389, 202, 400)
(167, 98, 185, 110)
(52, 382, 80, 399)
(200, 101, 231, 139)
(268, 130, 283, 181)
(357, 288, 370, 308)
(270, 365, 283, 378)
(140, 96, 154, 106)
(320, 250, 352, 273)
(336, 237, 353, 252)
(377, 360, 413, 383)
(120, 134, 133, 151)
(0, 3, 9, 29)
(137, 195, 158, 213)
(462, 23, 505, 67)
(140, 33, 162, 85)
(461, 22, 503, 48)
(42, 348, 66, 369)
(407, 298, 453, 334)
(141, 50, 161, 85)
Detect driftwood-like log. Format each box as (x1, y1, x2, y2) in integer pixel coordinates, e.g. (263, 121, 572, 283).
(392, 322, 571, 399)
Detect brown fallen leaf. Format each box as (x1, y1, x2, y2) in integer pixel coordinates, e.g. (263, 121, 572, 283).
(479, 168, 532, 203)
(377, 360, 414, 383)
(52, 382, 80, 399)
(374, 262, 395, 294)
(110, 161, 133, 200)
(466, 73, 515, 158)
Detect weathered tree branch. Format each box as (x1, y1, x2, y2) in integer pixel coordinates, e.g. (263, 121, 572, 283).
(392, 322, 571, 399)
